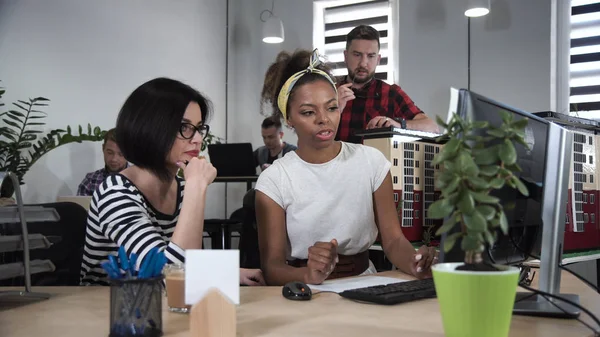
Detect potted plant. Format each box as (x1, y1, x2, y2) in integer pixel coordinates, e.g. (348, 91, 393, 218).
(0, 83, 107, 198)
(427, 110, 529, 337)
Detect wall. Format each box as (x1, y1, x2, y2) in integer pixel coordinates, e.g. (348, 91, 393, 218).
(396, 0, 469, 123)
(226, 0, 312, 214)
(470, 0, 554, 113)
(0, 0, 227, 218)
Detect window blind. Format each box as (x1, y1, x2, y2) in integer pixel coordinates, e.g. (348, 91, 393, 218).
(322, 0, 392, 82)
(570, 0, 600, 117)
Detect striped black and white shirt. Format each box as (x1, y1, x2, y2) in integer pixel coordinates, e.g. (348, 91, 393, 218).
(80, 174, 186, 285)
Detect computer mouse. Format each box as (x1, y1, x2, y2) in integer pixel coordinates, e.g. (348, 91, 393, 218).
(282, 281, 312, 301)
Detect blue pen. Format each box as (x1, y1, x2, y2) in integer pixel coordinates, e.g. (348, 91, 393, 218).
(108, 255, 122, 279)
(129, 253, 138, 277)
(118, 246, 130, 276)
(139, 247, 158, 279)
(101, 261, 121, 279)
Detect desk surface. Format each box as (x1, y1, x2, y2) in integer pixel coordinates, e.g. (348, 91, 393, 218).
(0, 271, 598, 337)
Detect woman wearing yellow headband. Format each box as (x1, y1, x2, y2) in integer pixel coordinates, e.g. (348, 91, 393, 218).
(255, 49, 438, 286)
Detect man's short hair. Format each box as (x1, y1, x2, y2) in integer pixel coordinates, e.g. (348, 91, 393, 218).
(346, 25, 380, 50)
(116, 77, 212, 181)
(103, 128, 117, 146)
(261, 116, 282, 130)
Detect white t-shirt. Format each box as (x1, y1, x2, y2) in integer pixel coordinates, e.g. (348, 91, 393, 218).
(255, 142, 392, 261)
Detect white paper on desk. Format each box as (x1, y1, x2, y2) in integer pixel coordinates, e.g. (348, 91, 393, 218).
(309, 275, 407, 293)
(185, 250, 240, 305)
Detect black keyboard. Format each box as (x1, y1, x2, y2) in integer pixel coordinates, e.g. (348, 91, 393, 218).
(339, 278, 436, 305)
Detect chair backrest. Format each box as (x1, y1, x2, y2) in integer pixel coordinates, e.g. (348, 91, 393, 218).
(238, 189, 261, 269)
(1, 201, 89, 286)
(56, 196, 92, 211)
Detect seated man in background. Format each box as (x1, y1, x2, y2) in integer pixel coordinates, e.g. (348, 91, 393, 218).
(253, 116, 296, 172)
(77, 128, 127, 196)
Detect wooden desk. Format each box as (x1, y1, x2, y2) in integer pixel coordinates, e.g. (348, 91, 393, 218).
(1, 271, 598, 337)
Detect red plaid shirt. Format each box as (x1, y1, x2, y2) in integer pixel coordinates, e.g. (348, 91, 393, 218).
(335, 77, 424, 144)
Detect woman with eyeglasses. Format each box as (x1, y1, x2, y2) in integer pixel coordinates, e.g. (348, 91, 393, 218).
(80, 77, 265, 286)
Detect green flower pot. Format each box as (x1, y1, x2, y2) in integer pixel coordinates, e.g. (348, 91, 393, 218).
(432, 262, 520, 337)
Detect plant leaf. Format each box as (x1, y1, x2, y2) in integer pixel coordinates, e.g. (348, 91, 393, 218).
(499, 211, 509, 235)
(461, 234, 484, 252)
(476, 205, 496, 220)
(499, 139, 517, 165)
(484, 230, 497, 247)
(435, 214, 459, 236)
(458, 152, 478, 176)
(458, 190, 475, 215)
(469, 176, 490, 190)
(443, 138, 461, 156)
(487, 128, 505, 138)
(511, 118, 528, 129)
(472, 192, 500, 204)
(443, 232, 462, 253)
(479, 165, 500, 177)
(445, 177, 461, 194)
(489, 177, 505, 189)
(2, 119, 20, 129)
(499, 110, 512, 123)
(435, 115, 448, 129)
(513, 176, 530, 197)
(428, 199, 454, 219)
(464, 211, 486, 232)
(474, 148, 497, 165)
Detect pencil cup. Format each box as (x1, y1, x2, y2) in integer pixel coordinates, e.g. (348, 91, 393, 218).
(109, 275, 164, 337)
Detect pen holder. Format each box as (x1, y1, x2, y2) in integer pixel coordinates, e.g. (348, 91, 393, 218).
(109, 275, 164, 337)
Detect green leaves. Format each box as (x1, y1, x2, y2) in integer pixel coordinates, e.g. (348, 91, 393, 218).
(443, 232, 462, 253)
(464, 211, 486, 232)
(499, 139, 517, 165)
(0, 93, 109, 184)
(431, 110, 530, 264)
(428, 199, 454, 219)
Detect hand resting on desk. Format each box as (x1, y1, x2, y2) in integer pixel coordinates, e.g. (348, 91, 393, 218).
(412, 245, 438, 279)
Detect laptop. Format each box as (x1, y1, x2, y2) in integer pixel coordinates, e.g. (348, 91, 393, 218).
(207, 143, 257, 177)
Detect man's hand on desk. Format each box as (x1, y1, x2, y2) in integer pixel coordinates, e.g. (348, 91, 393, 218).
(411, 245, 438, 279)
(304, 239, 339, 285)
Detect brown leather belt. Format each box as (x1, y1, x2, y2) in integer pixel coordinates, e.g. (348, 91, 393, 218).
(287, 250, 369, 280)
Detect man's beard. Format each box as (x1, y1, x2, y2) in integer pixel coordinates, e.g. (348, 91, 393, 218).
(348, 68, 375, 84)
(106, 164, 126, 173)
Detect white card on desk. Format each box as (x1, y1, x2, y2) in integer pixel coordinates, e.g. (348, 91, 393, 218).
(185, 250, 240, 305)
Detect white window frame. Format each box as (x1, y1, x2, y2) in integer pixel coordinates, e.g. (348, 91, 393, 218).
(568, 0, 600, 119)
(313, 0, 398, 84)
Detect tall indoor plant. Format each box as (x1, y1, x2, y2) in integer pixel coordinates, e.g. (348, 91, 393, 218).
(427, 111, 529, 337)
(0, 84, 106, 197)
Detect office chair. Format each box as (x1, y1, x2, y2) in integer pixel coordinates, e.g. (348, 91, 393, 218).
(238, 189, 261, 269)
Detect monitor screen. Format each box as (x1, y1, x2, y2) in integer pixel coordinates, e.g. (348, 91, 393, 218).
(440, 89, 550, 265)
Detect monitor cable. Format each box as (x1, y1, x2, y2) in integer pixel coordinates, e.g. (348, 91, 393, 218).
(505, 234, 600, 335)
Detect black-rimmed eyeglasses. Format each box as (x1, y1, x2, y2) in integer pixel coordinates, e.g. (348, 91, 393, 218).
(179, 123, 210, 139)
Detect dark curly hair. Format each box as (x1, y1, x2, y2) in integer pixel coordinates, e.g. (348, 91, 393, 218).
(260, 49, 336, 122)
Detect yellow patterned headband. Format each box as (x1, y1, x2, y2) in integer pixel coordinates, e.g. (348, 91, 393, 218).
(277, 49, 337, 120)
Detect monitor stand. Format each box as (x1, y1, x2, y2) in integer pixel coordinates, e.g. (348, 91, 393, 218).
(513, 123, 580, 318)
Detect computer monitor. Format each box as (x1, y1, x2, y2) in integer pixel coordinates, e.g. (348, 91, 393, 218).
(439, 88, 579, 318)
(440, 89, 548, 265)
(207, 143, 257, 177)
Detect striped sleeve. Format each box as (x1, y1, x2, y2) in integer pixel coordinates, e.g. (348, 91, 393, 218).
(95, 182, 185, 267)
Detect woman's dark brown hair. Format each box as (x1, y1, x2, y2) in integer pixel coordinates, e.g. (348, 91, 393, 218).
(260, 49, 336, 121)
